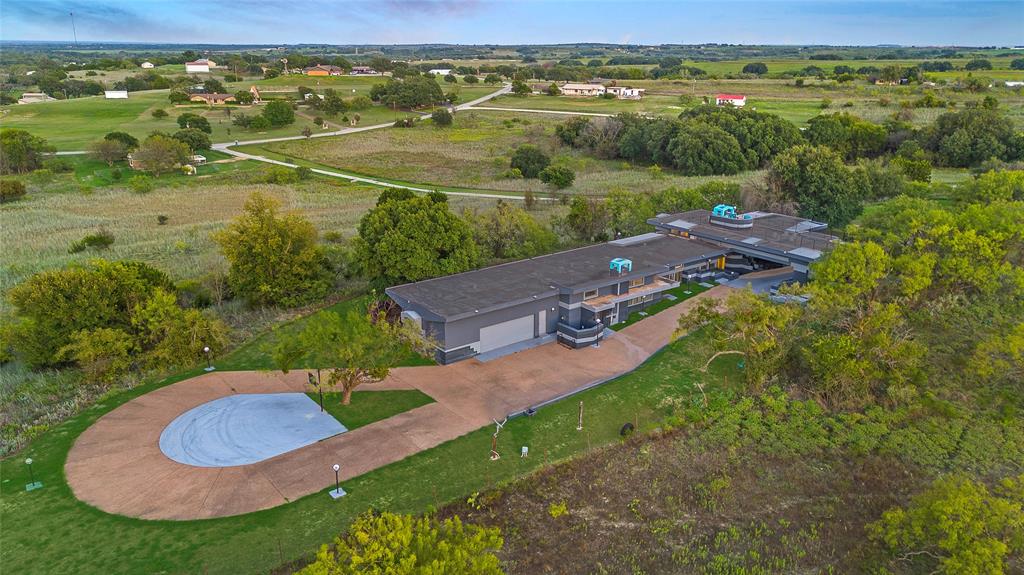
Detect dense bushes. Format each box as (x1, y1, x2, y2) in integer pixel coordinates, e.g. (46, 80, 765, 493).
(767, 145, 868, 227)
(509, 144, 550, 178)
(923, 108, 1024, 167)
(0, 129, 55, 174)
(0, 179, 27, 203)
(369, 76, 444, 108)
(6, 260, 227, 377)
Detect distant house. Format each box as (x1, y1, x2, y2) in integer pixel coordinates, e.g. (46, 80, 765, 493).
(428, 68, 452, 76)
(104, 90, 129, 99)
(560, 83, 606, 97)
(140, 61, 155, 69)
(349, 66, 378, 75)
(189, 93, 236, 105)
(606, 86, 645, 100)
(304, 65, 344, 76)
(715, 94, 746, 107)
(17, 92, 56, 104)
(185, 59, 215, 73)
(1005, 81, 1024, 87)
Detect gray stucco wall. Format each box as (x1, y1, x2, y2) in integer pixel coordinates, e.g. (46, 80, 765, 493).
(441, 296, 559, 351)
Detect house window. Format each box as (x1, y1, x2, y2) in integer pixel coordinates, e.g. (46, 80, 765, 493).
(629, 277, 645, 288)
(628, 296, 644, 306)
(583, 289, 599, 300)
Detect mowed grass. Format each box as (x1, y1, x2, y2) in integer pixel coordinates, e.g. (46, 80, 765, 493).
(0, 327, 736, 575)
(311, 389, 435, 430)
(216, 296, 435, 371)
(0, 168, 506, 294)
(266, 110, 762, 197)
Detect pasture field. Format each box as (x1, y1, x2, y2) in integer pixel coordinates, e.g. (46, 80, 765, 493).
(0, 162, 511, 295)
(264, 110, 762, 197)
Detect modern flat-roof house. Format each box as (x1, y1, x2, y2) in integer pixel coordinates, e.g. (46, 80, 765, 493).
(716, 94, 746, 107)
(304, 65, 344, 76)
(387, 205, 837, 364)
(189, 93, 236, 105)
(185, 59, 215, 73)
(560, 83, 606, 97)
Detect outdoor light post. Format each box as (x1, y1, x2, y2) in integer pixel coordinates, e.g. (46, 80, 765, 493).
(24, 457, 42, 491)
(203, 346, 215, 372)
(330, 463, 346, 499)
(308, 372, 323, 412)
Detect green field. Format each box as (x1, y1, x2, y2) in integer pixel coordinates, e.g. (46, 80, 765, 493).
(0, 325, 738, 575)
(264, 110, 762, 197)
(312, 389, 435, 430)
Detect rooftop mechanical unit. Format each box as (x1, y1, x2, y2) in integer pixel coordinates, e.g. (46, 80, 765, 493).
(710, 204, 754, 229)
(609, 258, 633, 274)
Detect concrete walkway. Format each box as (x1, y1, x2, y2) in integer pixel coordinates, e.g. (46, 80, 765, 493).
(65, 286, 729, 520)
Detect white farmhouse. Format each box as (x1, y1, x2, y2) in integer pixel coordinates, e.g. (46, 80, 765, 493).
(560, 83, 606, 97)
(428, 68, 453, 76)
(606, 86, 645, 99)
(140, 61, 155, 69)
(104, 90, 129, 99)
(715, 94, 746, 107)
(185, 59, 215, 73)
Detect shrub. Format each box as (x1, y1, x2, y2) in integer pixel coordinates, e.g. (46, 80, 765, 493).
(296, 511, 503, 575)
(129, 175, 153, 193)
(539, 165, 575, 189)
(41, 157, 74, 173)
(151, 108, 168, 119)
(58, 327, 134, 385)
(510, 144, 550, 178)
(0, 179, 27, 203)
(431, 108, 453, 127)
(157, 214, 169, 225)
(295, 166, 312, 180)
(261, 166, 301, 184)
(69, 229, 115, 253)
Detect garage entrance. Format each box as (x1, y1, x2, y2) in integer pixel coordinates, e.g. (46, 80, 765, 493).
(479, 315, 534, 353)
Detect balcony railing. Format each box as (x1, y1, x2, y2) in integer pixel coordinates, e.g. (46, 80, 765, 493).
(556, 322, 604, 346)
(581, 278, 680, 312)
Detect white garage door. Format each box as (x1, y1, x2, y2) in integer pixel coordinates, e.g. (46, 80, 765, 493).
(478, 315, 534, 353)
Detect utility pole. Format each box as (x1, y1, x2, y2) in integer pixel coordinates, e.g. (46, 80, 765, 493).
(70, 12, 78, 46)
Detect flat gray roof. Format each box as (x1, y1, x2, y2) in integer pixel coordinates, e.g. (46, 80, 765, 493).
(649, 209, 837, 257)
(386, 234, 726, 321)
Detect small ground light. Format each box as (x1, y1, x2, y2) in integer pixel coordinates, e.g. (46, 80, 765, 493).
(25, 458, 42, 492)
(203, 346, 215, 372)
(330, 463, 346, 499)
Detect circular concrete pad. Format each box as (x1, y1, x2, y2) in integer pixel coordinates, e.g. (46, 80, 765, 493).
(159, 393, 346, 467)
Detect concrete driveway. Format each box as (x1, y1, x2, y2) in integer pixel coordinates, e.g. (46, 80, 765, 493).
(65, 285, 729, 520)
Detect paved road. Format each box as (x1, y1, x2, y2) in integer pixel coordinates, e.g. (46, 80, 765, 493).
(65, 285, 730, 520)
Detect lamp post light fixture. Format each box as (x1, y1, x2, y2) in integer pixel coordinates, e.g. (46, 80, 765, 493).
(203, 345, 215, 372)
(25, 457, 43, 491)
(329, 463, 346, 499)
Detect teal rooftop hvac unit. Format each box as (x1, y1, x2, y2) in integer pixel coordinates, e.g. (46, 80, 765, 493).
(710, 204, 754, 228)
(610, 258, 633, 274)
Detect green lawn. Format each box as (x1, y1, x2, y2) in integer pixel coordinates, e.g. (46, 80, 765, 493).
(215, 296, 435, 371)
(310, 390, 435, 430)
(610, 282, 710, 331)
(0, 324, 736, 575)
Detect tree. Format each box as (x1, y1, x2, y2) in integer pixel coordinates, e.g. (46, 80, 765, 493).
(172, 128, 211, 153)
(213, 193, 332, 307)
(202, 78, 225, 93)
(104, 131, 140, 150)
(484, 73, 501, 84)
(355, 192, 478, 289)
(131, 288, 229, 370)
(546, 82, 560, 96)
(805, 113, 887, 160)
(605, 189, 655, 237)
(0, 129, 55, 174)
(768, 144, 868, 228)
(742, 62, 768, 75)
(464, 74, 479, 84)
(233, 90, 254, 104)
(964, 58, 993, 70)
(669, 122, 746, 175)
(431, 108, 453, 127)
(510, 144, 550, 178)
(465, 200, 557, 259)
(0, 179, 27, 203)
(168, 91, 190, 104)
(131, 134, 191, 175)
(869, 475, 1024, 575)
(89, 139, 128, 166)
(511, 79, 531, 96)
(276, 309, 404, 405)
(261, 100, 295, 127)
(370, 76, 444, 108)
(563, 195, 610, 242)
(176, 113, 212, 134)
(297, 511, 503, 575)
(57, 327, 134, 385)
(538, 165, 575, 189)
(924, 108, 1023, 167)
(953, 169, 1024, 204)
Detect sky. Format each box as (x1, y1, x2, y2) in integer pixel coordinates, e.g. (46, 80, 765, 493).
(1, 0, 1022, 47)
